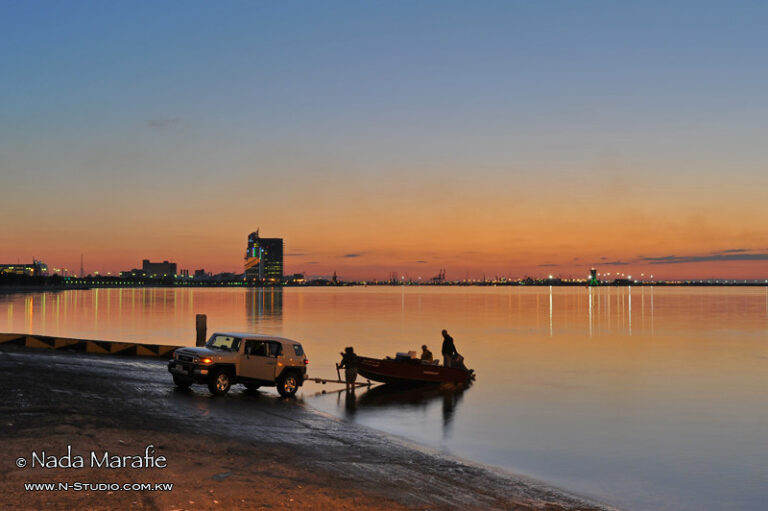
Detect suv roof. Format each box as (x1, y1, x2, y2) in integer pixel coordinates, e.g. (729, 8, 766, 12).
(213, 332, 301, 344)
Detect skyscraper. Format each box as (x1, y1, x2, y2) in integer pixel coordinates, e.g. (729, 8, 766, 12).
(244, 230, 284, 284)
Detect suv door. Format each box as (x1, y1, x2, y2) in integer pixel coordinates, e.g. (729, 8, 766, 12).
(240, 340, 277, 381)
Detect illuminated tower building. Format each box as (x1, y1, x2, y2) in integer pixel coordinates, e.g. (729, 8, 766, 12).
(588, 268, 599, 286)
(244, 230, 284, 284)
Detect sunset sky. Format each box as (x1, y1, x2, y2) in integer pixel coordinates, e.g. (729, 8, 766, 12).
(2, 1, 767, 280)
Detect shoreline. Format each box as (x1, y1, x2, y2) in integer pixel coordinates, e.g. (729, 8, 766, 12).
(4, 412, 613, 511)
(1, 346, 616, 510)
(1, 283, 767, 295)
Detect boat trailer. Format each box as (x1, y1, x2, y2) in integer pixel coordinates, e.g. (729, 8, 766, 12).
(308, 363, 375, 393)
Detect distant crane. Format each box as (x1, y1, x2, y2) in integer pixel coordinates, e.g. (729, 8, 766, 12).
(431, 269, 446, 283)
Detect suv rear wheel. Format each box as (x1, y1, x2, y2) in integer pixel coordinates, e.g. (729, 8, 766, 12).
(208, 369, 232, 396)
(277, 371, 299, 398)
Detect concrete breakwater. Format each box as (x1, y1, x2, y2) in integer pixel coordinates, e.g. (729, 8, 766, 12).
(0, 333, 180, 358)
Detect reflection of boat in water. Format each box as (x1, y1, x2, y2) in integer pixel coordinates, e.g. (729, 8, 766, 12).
(352, 383, 467, 431)
(357, 356, 474, 385)
(356, 382, 467, 408)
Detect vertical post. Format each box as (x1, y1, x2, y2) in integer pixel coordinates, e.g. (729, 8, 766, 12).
(196, 314, 207, 347)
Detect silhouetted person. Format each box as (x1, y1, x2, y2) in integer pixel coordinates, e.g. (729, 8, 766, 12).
(441, 330, 457, 368)
(339, 346, 359, 392)
(420, 344, 433, 362)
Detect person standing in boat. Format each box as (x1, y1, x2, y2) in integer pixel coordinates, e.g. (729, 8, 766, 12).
(339, 346, 359, 392)
(441, 330, 458, 368)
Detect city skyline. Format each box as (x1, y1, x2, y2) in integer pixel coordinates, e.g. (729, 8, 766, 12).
(2, 2, 768, 280)
(7, 245, 768, 283)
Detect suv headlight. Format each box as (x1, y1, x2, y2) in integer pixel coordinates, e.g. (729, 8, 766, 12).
(195, 356, 213, 364)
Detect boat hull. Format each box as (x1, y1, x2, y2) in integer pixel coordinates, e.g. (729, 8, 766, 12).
(357, 356, 472, 385)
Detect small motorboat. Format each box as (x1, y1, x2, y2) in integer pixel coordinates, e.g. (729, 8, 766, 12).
(357, 353, 474, 386)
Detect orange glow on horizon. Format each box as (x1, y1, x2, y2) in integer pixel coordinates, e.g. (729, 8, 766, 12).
(2, 185, 766, 281)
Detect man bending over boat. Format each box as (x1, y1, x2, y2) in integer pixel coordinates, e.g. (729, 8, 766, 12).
(441, 330, 457, 367)
(441, 330, 469, 371)
(339, 346, 359, 392)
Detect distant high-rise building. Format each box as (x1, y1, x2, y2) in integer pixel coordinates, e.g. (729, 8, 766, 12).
(244, 230, 283, 284)
(0, 260, 48, 277)
(142, 259, 177, 277)
(588, 268, 599, 286)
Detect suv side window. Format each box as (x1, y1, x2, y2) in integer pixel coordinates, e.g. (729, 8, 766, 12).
(267, 341, 282, 358)
(293, 344, 304, 356)
(245, 340, 267, 357)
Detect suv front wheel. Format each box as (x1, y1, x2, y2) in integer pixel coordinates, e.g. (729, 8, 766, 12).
(208, 369, 233, 396)
(276, 372, 299, 398)
(173, 375, 192, 389)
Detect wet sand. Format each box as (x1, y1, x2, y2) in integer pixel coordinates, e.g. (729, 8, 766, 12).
(0, 346, 614, 510)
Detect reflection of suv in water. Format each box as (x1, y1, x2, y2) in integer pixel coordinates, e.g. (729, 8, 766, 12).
(168, 332, 308, 397)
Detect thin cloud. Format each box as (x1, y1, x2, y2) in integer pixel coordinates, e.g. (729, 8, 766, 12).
(414, 260, 428, 264)
(537, 263, 559, 267)
(641, 253, 768, 264)
(147, 118, 180, 129)
(593, 260, 630, 266)
(340, 253, 361, 258)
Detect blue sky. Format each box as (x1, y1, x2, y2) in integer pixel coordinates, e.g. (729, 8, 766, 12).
(1, 1, 767, 278)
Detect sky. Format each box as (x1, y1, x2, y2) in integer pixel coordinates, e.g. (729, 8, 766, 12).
(1, 1, 767, 280)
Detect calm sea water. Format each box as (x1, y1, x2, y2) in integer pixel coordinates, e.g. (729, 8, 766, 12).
(2, 286, 767, 511)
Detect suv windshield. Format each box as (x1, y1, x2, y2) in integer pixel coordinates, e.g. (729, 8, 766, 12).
(206, 335, 241, 352)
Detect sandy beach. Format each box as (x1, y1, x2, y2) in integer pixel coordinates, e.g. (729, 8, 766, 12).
(1, 346, 612, 510)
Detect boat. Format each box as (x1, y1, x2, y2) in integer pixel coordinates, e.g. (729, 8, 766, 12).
(356, 354, 474, 386)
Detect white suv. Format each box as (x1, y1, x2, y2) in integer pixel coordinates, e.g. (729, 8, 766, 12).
(168, 332, 308, 397)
